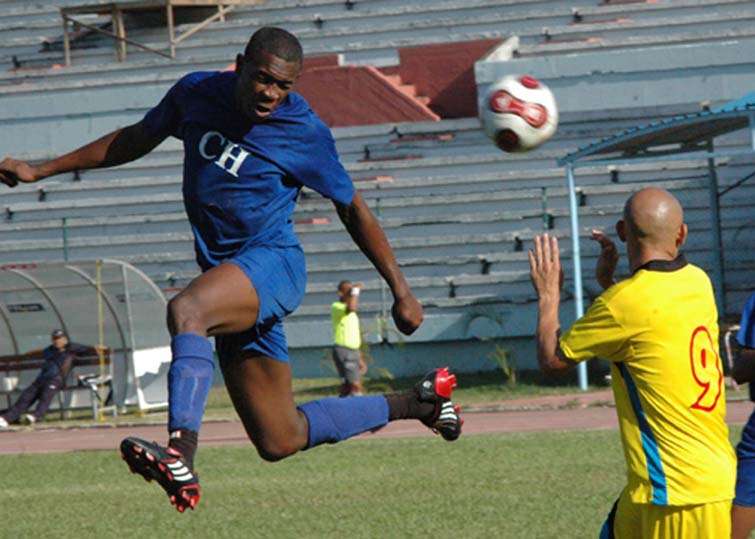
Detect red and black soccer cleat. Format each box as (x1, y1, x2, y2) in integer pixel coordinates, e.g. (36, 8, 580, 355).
(416, 367, 463, 441)
(120, 437, 200, 513)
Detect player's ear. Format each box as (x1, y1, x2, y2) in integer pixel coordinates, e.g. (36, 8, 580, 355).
(676, 223, 688, 248)
(234, 54, 244, 75)
(616, 220, 627, 243)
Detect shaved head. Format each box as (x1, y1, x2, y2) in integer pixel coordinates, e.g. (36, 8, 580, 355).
(618, 187, 688, 269)
(623, 187, 683, 244)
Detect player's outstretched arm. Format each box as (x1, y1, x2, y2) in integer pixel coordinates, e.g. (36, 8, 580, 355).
(0, 120, 165, 188)
(335, 192, 423, 335)
(529, 233, 574, 374)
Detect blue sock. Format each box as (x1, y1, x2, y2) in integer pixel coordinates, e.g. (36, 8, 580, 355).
(298, 395, 389, 449)
(168, 333, 214, 433)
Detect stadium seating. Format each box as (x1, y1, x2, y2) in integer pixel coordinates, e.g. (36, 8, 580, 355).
(3, 0, 755, 149)
(0, 0, 753, 358)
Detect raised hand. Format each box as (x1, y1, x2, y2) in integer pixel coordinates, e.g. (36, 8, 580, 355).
(0, 157, 39, 188)
(591, 229, 619, 290)
(528, 233, 562, 301)
(391, 293, 423, 335)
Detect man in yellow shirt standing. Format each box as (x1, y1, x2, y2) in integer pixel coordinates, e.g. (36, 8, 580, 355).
(332, 280, 365, 396)
(529, 187, 736, 538)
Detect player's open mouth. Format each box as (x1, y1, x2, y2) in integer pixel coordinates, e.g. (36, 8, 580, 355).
(254, 103, 273, 117)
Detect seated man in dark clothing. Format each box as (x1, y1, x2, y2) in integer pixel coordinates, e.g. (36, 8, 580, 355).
(0, 330, 100, 428)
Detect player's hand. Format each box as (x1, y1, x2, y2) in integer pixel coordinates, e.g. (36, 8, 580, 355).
(591, 229, 618, 290)
(391, 293, 423, 335)
(0, 157, 39, 188)
(529, 233, 562, 301)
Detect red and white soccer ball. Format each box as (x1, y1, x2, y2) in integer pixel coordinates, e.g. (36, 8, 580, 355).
(480, 74, 558, 153)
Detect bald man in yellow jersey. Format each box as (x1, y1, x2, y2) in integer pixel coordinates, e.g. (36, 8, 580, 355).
(529, 187, 736, 538)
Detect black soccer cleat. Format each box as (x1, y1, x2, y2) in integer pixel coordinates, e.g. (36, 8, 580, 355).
(416, 367, 463, 442)
(120, 437, 200, 513)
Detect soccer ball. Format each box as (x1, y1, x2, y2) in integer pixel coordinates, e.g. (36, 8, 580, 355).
(480, 75, 558, 153)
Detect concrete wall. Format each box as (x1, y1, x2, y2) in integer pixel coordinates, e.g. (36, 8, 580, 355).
(287, 336, 538, 379)
(476, 37, 755, 114)
(388, 38, 502, 118)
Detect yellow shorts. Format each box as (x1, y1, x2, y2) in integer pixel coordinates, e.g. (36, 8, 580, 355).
(601, 488, 731, 539)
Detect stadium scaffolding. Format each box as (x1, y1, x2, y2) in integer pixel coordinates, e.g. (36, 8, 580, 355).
(558, 93, 755, 391)
(60, 0, 263, 65)
(0, 259, 170, 413)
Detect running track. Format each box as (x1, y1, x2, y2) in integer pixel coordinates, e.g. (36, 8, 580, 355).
(1, 400, 751, 455)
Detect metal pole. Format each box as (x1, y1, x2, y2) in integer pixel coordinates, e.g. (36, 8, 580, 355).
(58, 16, 173, 60)
(114, 7, 127, 62)
(122, 263, 146, 414)
(166, 1, 176, 59)
(62, 217, 69, 262)
(376, 194, 388, 342)
(96, 260, 106, 420)
(566, 164, 588, 390)
(705, 140, 726, 314)
(62, 14, 71, 67)
(65, 264, 129, 412)
(172, 5, 235, 46)
(0, 302, 20, 355)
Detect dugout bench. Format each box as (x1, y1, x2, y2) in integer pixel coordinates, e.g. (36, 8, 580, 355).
(0, 348, 114, 420)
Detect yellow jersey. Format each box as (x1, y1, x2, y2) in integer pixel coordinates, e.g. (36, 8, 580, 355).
(560, 256, 736, 506)
(331, 301, 361, 350)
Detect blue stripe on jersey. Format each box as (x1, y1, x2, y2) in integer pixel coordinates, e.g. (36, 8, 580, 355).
(598, 497, 618, 539)
(617, 363, 668, 505)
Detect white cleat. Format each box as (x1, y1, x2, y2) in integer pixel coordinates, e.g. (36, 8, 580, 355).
(21, 413, 36, 425)
(0, 416, 9, 429)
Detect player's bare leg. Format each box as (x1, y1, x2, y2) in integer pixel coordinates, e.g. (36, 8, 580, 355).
(122, 263, 261, 512)
(221, 351, 462, 462)
(732, 505, 755, 539)
(167, 263, 261, 336)
(121, 263, 461, 512)
(220, 352, 308, 461)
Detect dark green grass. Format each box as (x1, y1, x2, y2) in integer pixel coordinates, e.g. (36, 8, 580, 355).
(0, 427, 743, 538)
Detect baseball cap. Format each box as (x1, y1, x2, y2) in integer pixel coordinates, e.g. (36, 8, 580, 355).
(51, 329, 66, 338)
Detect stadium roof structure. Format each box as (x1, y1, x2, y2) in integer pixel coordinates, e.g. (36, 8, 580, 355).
(558, 93, 755, 390)
(559, 92, 755, 166)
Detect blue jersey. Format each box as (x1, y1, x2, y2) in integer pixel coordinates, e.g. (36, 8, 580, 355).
(735, 294, 755, 509)
(737, 293, 755, 402)
(141, 71, 355, 271)
(39, 342, 91, 380)
(738, 293, 755, 350)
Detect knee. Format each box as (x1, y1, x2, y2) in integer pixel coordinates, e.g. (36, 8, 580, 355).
(167, 292, 205, 334)
(254, 438, 302, 463)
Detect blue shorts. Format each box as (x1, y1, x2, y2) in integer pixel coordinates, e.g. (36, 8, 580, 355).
(735, 409, 755, 507)
(215, 244, 306, 363)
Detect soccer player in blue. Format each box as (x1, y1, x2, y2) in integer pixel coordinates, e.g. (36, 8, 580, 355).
(0, 28, 462, 512)
(732, 292, 755, 539)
